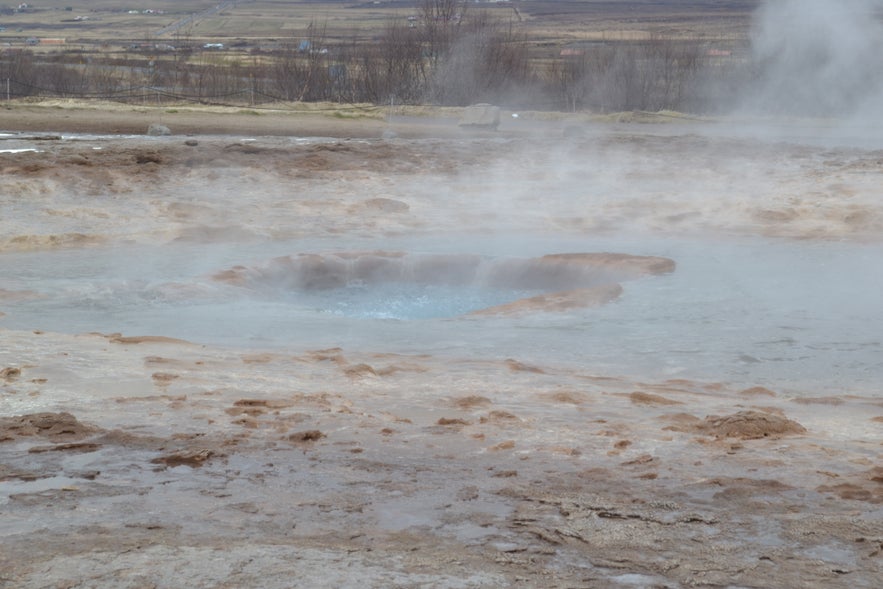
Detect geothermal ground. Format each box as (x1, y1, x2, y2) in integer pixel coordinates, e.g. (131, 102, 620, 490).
(1, 106, 882, 588)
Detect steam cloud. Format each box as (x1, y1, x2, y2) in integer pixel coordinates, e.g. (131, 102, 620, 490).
(746, 0, 883, 121)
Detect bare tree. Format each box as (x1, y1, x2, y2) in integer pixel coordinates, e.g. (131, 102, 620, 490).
(420, 0, 465, 67)
(430, 12, 530, 106)
(83, 59, 128, 99)
(360, 19, 427, 103)
(549, 38, 707, 113)
(1, 50, 39, 98)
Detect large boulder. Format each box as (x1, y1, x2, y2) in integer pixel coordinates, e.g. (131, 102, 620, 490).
(458, 104, 501, 130)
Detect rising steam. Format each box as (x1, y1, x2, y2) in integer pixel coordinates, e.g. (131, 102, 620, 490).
(746, 0, 883, 120)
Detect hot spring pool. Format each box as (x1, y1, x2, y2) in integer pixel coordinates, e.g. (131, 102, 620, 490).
(1, 233, 881, 396)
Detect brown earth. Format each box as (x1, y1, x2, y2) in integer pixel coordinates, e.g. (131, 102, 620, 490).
(0, 102, 455, 139)
(1, 103, 882, 588)
(1, 332, 881, 588)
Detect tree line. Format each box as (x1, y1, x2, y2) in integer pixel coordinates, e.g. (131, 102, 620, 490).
(1, 1, 749, 114)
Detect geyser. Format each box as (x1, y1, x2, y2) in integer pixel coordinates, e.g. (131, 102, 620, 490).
(212, 251, 675, 319)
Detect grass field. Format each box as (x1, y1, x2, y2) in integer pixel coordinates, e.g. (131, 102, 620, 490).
(2, 0, 757, 50)
(1, 1, 762, 112)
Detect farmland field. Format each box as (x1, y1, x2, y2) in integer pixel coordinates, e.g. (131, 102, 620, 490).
(1, 0, 758, 49)
(2, 0, 764, 112)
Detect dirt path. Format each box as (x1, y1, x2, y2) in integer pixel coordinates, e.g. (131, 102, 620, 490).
(1, 101, 471, 139)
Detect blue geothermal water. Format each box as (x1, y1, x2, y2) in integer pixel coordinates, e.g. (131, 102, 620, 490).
(1, 233, 881, 396)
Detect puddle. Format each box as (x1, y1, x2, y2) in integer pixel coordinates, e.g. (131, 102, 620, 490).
(0, 475, 86, 505)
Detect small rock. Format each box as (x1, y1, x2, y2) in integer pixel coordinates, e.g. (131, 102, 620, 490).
(343, 363, 377, 378)
(151, 448, 216, 468)
(1, 367, 21, 381)
(437, 417, 470, 426)
(456, 485, 479, 501)
(629, 391, 683, 406)
(702, 410, 806, 440)
(288, 429, 325, 443)
(147, 123, 171, 136)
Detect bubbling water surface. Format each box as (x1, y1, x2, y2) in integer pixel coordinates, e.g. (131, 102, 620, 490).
(303, 283, 543, 320)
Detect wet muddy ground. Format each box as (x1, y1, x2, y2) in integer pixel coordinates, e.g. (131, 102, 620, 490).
(2, 333, 881, 588)
(1, 110, 882, 587)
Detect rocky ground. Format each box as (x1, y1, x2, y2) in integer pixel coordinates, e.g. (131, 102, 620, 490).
(1, 103, 882, 588)
(2, 331, 881, 588)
